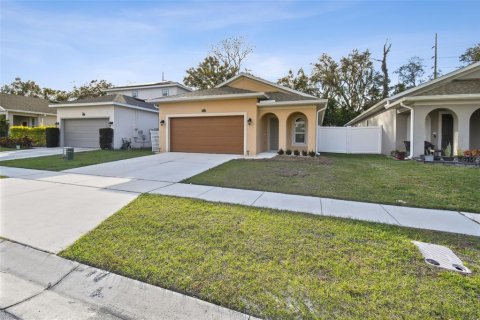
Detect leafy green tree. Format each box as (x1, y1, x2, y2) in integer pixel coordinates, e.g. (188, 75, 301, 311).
(312, 49, 382, 112)
(184, 56, 237, 90)
(459, 43, 480, 65)
(277, 68, 319, 96)
(42, 87, 70, 102)
(393, 56, 425, 93)
(70, 80, 113, 100)
(322, 99, 360, 126)
(1, 77, 43, 98)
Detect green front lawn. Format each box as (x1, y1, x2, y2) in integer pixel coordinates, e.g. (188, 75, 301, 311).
(61, 195, 480, 319)
(0, 149, 153, 171)
(0, 147, 17, 152)
(184, 154, 480, 212)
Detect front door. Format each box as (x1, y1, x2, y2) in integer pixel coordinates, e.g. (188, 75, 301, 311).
(441, 114, 453, 155)
(269, 117, 279, 151)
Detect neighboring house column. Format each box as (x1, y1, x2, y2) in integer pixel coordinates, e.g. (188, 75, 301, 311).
(457, 109, 471, 152)
(412, 106, 428, 157)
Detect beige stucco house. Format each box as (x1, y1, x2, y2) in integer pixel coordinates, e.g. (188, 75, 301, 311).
(0, 93, 56, 127)
(346, 62, 480, 157)
(150, 73, 327, 156)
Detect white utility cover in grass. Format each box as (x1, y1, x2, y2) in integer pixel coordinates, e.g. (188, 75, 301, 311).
(412, 241, 471, 274)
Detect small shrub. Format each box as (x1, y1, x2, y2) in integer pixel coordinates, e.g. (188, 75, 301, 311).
(285, 149, 292, 155)
(45, 128, 60, 148)
(0, 136, 33, 148)
(99, 128, 114, 149)
(293, 150, 300, 156)
(301, 150, 308, 156)
(277, 148, 284, 155)
(308, 150, 316, 157)
(0, 115, 8, 137)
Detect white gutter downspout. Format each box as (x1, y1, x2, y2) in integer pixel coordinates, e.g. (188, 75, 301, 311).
(401, 102, 414, 159)
(315, 106, 327, 154)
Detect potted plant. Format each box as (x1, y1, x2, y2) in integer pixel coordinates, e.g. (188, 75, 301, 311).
(395, 149, 406, 160)
(308, 150, 316, 157)
(454, 148, 463, 162)
(293, 150, 300, 156)
(442, 143, 454, 161)
(285, 149, 292, 155)
(301, 150, 308, 156)
(277, 148, 284, 155)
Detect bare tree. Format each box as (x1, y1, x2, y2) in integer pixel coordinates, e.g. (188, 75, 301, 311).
(377, 40, 392, 99)
(211, 37, 253, 73)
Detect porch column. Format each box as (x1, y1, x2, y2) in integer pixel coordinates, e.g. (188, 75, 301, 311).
(457, 110, 471, 152)
(277, 114, 287, 150)
(412, 108, 427, 157)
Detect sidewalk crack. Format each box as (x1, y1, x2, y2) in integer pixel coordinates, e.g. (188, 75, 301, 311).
(379, 204, 402, 226)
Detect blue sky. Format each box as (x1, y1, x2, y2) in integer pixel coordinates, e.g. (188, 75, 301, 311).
(1, 0, 479, 91)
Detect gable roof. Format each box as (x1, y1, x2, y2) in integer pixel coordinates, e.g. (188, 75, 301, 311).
(346, 62, 480, 126)
(50, 94, 158, 112)
(215, 73, 318, 98)
(0, 93, 56, 115)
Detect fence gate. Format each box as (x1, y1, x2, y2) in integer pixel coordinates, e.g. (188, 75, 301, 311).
(317, 126, 382, 154)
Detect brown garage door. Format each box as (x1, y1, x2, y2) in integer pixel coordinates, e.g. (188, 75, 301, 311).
(170, 116, 244, 154)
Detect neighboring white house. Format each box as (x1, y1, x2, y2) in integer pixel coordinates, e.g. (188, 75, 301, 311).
(0, 93, 57, 127)
(104, 81, 192, 101)
(346, 62, 480, 157)
(50, 94, 158, 149)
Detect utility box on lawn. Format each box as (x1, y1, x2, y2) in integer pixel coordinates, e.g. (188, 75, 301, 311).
(65, 147, 74, 160)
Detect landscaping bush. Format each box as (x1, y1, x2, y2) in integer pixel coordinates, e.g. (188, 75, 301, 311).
(0, 136, 33, 148)
(9, 126, 52, 147)
(99, 128, 114, 149)
(308, 150, 316, 157)
(0, 115, 8, 137)
(285, 149, 292, 155)
(293, 150, 300, 156)
(277, 148, 284, 155)
(301, 150, 308, 156)
(45, 127, 60, 148)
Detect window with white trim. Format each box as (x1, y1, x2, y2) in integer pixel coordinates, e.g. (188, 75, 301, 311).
(132, 90, 138, 98)
(293, 117, 306, 144)
(162, 89, 169, 97)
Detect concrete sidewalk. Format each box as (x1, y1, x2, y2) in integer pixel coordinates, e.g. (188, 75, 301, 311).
(0, 147, 97, 161)
(149, 183, 480, 237)
(0, 240, 258, 320)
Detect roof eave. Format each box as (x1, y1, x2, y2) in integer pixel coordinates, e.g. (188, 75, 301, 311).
(49, 101, 158, 113)
(152, 92, 268, 103)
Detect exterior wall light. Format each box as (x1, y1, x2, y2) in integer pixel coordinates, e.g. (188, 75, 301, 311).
(202, 109, 206, 113)
(109, 121, 114, 127)
(247, 118, 252, 125)
(82, 112, 86, 116)
(55, 121, 60, 127)
(160, 120, 165, 126)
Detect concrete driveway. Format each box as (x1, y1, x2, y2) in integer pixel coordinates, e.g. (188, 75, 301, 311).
(0, 153, 237, 253)
(0, 147, 97, 161)
(64, 152, 240, 182)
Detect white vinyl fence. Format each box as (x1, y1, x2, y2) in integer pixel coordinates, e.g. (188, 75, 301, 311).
(317, 126, 382, 154)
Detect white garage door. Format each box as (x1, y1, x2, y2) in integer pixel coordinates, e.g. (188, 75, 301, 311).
(64, 118, 110, 148)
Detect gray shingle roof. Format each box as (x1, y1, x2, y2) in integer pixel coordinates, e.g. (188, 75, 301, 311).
(417, 79, 480, 96)
(0, 93, 55, 114)
(61, 94, 157, 111)
(155, 87, 258, 100)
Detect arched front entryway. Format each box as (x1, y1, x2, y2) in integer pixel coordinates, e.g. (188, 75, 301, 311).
(286, 112, 308, 151)
(425, 108, 458, 155)
(470, 108, 480, 149)
(260, 113, 279, 152)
